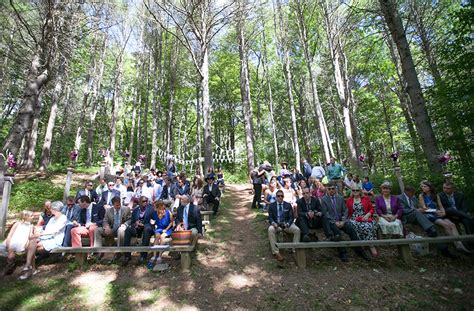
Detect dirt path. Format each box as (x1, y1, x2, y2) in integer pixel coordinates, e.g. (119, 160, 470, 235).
(1, 183, 474, 310)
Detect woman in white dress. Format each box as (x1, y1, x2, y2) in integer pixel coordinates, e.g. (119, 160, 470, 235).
(1, 211, 34, 276)
(20, 201, 67, 280)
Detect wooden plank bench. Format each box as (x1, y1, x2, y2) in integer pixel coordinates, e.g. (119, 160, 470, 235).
(276, 234, 474, 268)
(51, 236, 198, 271)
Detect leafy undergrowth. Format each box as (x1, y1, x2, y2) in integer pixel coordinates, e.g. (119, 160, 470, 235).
(9, 178, 64, 213)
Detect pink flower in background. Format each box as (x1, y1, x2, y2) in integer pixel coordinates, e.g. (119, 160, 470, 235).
(69, 150, 78, 161)
(390, 151, 399, 161)
(438, 152, 452, 165)
(7, 152, 17, 168)
(358, 154, 365, 162)
(139, 154, 146, 162)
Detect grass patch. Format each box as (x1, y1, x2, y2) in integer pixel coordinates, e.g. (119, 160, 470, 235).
(10, 178, 64, 212)
(0, 275, 81, 310)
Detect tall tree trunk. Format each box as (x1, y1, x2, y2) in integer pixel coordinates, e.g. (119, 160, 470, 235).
(129, 59, 141, 161)
(201, 47, 213, 172)
(322, 2, 360, 171)
(86, 32, 108, 167)
(2, 53, 49, 156)
(39, 72, 64, 171)
(150, 26, 163, 170)
(295, 0, 332, 163)
(166, 37, 179, 159)
(109, 30, 131, 164)
(142, 52, 152, 164)
(383, 26, 424, 160)
(260, 8, 279, 166)
(22, 97, 42, 169)
(195, 83, 203, 175)
(379, 0, 443, 174)
(237, 0, 255, 173)
(275, 0, 301, 171)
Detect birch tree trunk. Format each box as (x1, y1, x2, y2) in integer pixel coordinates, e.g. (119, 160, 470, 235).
(260, 15, 279, 166)
(237, 0, 255, 173)
(86, 32, 108, 166)
(166, 37, 179, 159)
(275, 0, 300, 171)
(150, 25, 163, 170)
(39, 70, 64, 171)
(295, 0, 332, 163)
(379, 0, 443, 174)
(322, 2, 361, 171)
(109, 29, 131, 164)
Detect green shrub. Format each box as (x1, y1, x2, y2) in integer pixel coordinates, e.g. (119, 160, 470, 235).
(9, 178, 64, 213)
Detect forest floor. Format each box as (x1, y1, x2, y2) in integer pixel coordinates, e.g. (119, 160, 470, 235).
(1, 180, 474, 310)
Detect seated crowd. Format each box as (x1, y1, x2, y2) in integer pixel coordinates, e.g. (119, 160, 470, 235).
(254, 157, 473, 262)
(1, 164, 223, 279)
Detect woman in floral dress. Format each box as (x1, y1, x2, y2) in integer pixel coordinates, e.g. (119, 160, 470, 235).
(346, 186, 378, 256)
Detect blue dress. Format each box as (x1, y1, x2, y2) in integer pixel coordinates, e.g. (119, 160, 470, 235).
(423, 195, 440, 222)
(153, 210, 173, 236)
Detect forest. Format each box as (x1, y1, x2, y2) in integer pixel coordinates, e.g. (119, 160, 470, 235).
(0, 0, 472, 196)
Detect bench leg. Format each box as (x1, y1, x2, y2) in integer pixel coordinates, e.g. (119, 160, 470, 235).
(181, 252, 191, 271)
(398, 245, 413, 265)
(76, 253, 86, 268)
(295, 249, 306, 268)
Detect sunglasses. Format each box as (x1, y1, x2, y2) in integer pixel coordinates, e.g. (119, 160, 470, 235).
(276, 194, 284, 198)
(352, 189, 361, 192)
(327, 187, 336, 190)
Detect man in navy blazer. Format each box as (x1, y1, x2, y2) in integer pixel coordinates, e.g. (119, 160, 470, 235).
(438, 181, 473, 235)
(61, 196, 81, 246)
(70, 195, 105, 248)
(296, 187, 331, 242)
(175, 195, 203, 238)
(203, 174, 221, 215)
(99, 181, 121, 208)
(122, 195, 155, 265)
(75, 181, 99, 203)
(268, 189, 300, 261)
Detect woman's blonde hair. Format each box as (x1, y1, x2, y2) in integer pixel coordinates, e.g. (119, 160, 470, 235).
(21, 210, 34, 222)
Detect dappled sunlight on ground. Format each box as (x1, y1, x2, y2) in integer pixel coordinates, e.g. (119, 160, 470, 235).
(72, 270, 117, 307)
(214, 273, 255, 294)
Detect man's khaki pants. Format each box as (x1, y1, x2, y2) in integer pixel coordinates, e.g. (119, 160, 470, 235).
(268, 223, 300, 254)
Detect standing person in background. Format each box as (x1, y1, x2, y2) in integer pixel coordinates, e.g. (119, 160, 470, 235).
(250, 165, 266, 209)
(95, 178, 107, 197)
(327, 157, 345, 195)
(311, 162, 326, 181)
(302, 159, 312, 181)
